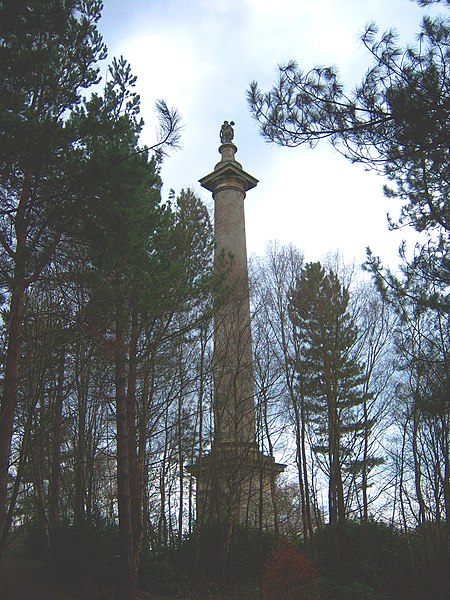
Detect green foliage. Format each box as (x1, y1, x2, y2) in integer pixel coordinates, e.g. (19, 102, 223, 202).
(135, 525, 275, 597)
(289, 262, 365, 411)
(65, 55, 211, 329)
(138, 554, 191, 597)
(288, 262, 367, 527)
(313, 520, 449, 600)
(0, 0, 106, 156)
(0, 0, 107, 281)
(145, 523, 273, 597)
(63, 56, 181, 340)
(67, 56, 161, 265)
(19, 518, 450, 599)
(248, 5, 449, 314)
(47, 521, 119, 594)
(224, 525, 276, 581)
(248, 11, 449, 234)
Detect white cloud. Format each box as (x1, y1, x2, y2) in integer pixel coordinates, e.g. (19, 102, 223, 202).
(99, 0, 436, 269)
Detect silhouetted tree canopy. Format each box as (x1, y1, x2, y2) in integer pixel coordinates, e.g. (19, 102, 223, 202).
(248, 5, 449, 236)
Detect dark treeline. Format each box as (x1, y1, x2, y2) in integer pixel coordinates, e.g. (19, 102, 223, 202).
(0, 1, 448, 600)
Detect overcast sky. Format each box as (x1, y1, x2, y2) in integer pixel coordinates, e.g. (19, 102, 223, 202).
(98, 0, 442, 268)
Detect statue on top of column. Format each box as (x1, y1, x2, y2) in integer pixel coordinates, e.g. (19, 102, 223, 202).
(220, 120, 235, 144)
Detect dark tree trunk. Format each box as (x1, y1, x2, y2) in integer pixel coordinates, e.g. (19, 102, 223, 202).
(292, 395, 308, 540)
(0, 173, 30, 564)
(299, 390, 315, 553)
(115, 304, 135, 600)
(74, 348, 87, 530)
(49, 348, 65, 528)
(127, 305, 143, 591)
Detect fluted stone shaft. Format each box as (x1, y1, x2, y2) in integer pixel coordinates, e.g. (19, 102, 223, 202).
(199, 142, 258, 446)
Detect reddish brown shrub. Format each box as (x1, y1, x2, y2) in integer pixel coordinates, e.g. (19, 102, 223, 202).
(262, 540, 319, 600)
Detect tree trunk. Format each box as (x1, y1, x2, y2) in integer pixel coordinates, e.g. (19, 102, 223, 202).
(292, 394, 308, 541)
(0, 173, 30, 564)
(299, 391, 315, 552)
(412, 403, 427, 526)
(177, 385, 184, 547)
(115, 303, 135, 599)
(157, 416, 169, 549)
(262, 388, 280, 535)
(49, 348, 65, 528)
(194, 323, 207, 574)
(127, 305, 144, 589)
(138, 358, 151, 547)
(361, 392, 370, 524)
(74, 347, 88, 529)
(443, 411, 450, 571)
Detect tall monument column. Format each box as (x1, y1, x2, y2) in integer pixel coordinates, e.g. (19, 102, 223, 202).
(199, 120, 258, 447)
(189, 122, 285, 528)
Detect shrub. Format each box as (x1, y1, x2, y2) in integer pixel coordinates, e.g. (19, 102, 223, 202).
(262, 539, 319, 600)
(175, 524, 275, 582)
(49, 521, 119, 593)
(138, 557, 190, 597)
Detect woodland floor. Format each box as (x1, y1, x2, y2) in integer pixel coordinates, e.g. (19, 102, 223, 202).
(0, 544, 259, 600)
(0, 543, 78, 600)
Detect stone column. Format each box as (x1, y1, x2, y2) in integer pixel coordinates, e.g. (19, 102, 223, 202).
(199, 137, 258, 446)
(188, 122, 285, 529)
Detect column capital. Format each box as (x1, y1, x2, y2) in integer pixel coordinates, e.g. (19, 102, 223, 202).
(199, 161, 258, 194)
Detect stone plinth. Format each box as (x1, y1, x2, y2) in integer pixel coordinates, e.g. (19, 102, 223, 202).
(188, 442, 285, 528)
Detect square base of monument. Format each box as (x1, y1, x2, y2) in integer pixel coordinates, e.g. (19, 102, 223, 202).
(187, 441, 285, 529)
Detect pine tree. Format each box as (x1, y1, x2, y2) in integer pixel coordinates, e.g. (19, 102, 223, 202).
(248, 2, 449, 309)
(0, 0, 106, 563)
(288, 262, 366, 532)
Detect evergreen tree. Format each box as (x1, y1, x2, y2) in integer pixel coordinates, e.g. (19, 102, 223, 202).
(288, 262, 366, 532)
(0, 1, 183, 590)
(0, 0, 106, 563)
(65, 55, 180, 598)
(247, 2, 449, 234)
(248, 1, 449, 309)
